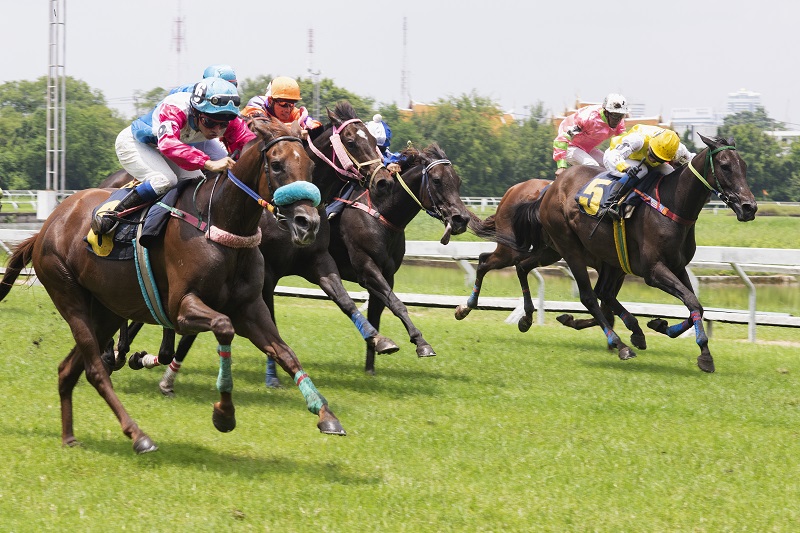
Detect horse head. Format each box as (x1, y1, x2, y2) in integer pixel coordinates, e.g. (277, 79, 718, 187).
(398, 143, 472, 245)
(697, 133, 757, 222)
(310, 101, 393, 199)
(244, 116, 321, 246)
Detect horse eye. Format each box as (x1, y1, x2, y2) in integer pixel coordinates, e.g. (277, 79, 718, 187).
(270, 161, 283, 173)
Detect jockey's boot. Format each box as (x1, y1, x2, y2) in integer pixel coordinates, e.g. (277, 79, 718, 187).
(598, 179, 636, 221)
(91, 188, 149, 235)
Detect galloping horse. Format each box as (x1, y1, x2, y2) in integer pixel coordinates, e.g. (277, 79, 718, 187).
(326, 143, 477, 373)
(515, 134, 757, 372)
(456, 178, 617, 337)
(0, 117, 347, 453)
(109, 103, 401, 394)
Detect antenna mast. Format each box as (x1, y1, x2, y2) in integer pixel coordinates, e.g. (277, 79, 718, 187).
(46, 0, 66, 192)
(172, 2, 185, 86)
(307, 28, 321, 118)
(400, 17, 409, 107)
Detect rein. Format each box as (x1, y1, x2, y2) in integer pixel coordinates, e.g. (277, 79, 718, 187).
(637, 144, 737, 225)
(307, 118, 385, 187)
(394, 159, 450, 222)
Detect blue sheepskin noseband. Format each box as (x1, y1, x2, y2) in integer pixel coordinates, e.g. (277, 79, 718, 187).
(273, 181, 321, 207)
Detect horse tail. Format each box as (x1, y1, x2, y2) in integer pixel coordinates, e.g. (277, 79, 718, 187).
(467, 212, 497, 240)
(0, 235, 37, 301)
(511, 198, 544, 252)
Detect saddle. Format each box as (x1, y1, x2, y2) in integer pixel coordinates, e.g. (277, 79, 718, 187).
(575, 170, 657, 219)
(85, 182, 188, 259)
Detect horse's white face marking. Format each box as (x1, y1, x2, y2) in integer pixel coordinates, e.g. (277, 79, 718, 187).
(292, 148, 302, 160)
(356, 129, 368, 140)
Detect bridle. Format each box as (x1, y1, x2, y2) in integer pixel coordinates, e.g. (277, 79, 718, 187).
(394, 158, 451, 222)
(307, 118, 386, 188)
(687, 144, 737, 208)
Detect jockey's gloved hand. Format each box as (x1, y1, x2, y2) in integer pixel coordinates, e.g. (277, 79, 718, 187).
(626, 166, 640, 181)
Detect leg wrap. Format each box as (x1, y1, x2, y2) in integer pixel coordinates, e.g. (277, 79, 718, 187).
(294, 371, 327, 415)
(216, 345, 233, 393)
(350, 312, 378, 340)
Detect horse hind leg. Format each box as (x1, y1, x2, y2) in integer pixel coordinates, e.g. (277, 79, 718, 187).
(455, 250, 504, 321)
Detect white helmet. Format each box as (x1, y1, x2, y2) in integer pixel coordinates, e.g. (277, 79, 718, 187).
(602, 93, 628, 115)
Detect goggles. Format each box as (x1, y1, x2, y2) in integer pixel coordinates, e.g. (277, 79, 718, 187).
(274, 100, 296, 109)
(199, 114, 234, 129)
(206, 93, 241, 107)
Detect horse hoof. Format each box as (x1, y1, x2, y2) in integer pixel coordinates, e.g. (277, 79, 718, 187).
(518, 316, 533, 333)
(364, 368, 376, 376)
(62, 437, 81, 448)
(373, 335, 400, 355)
(697, 355, 716, 373)
(631, 334, 647, 350)
(647, 318, 669, 335)
(127, 352, 144, 370)
(133, 435, 158, 454)
(454, 305, 471, 320)
(212, 404, 236, 433)
(556, 314, 574, 327)
(416, 345, 436, 358)
(265, 376, 282, 389)
(618, 347, 637, 360)
(317, 419, 347, 436)
(113, 352, 127, 372)
(159, 383, 175, 398)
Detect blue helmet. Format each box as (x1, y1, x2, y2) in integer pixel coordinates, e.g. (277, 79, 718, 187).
(202, 64, 237, 87)
(190, 77, 241, 116)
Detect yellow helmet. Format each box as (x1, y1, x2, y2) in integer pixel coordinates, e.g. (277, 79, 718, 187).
(649, 129, 680, 161)
(268, 76, 301, 101)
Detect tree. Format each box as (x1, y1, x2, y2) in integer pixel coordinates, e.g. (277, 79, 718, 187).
(719, 107, 783, 134)
(0, 77, 127, 190)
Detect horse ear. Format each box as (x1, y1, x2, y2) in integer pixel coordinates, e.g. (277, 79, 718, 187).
(697, 132, 714, 148)
(290, 120, 303, 137)
(727, 136, 735, 147)
(326, 107, 339, 125)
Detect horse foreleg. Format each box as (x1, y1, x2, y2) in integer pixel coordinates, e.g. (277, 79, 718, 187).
(157, 333, 196, 397)
(235, 297, 346, 436)
(645, 265, 713, 372)
(514, 255, 540, 333)
(176, 294, 237, 431)
(455, 250, 503, 321)
(595, 271, 646, 350)
(317, 271, 399, 355)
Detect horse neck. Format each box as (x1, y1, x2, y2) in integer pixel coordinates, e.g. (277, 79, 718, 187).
(377, 164, 425, 228)
(206, 142, 265, 235)
(308, 129, 341, 201)
(660, 151, 713, 221)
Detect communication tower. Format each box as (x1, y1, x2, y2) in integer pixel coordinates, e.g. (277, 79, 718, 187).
(172, 2, 185, 86)
(400, 17, 410, 107)
(307, 28, 321, 119)
(46, 0, 67, 192)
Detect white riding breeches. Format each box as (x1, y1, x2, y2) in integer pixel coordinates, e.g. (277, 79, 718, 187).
(115, 126, 226, 195)
(566, 146, 604, 167)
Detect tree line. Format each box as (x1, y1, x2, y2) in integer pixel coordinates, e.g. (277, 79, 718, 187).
(1, 76, 798, 200)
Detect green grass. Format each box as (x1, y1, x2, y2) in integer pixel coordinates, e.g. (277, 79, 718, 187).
(2, 286, 800, 531)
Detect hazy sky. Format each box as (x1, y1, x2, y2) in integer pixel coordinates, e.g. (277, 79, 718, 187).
(6, 0, 800, 126)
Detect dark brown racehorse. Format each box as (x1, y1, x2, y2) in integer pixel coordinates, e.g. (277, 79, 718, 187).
(514, 133, 757, 372)
(0, 116, 348, 453)
(456, 178, 620, 340)
(327, 143, 477, 373)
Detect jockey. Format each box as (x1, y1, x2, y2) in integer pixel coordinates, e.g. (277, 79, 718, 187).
(598, 124, 695, 220)
(366, 113, 392, 156)
(91, 77, 256, 235)
(553, 93, 628, 178)
(169, 64, 238, 95)
(241, 76, 322, 139)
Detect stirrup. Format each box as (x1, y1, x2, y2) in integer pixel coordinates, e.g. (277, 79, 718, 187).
(91, 213, 119, 235)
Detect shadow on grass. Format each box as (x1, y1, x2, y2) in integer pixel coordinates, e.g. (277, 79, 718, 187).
(1, 424, 382, 484)
(578, 355, 709, 377)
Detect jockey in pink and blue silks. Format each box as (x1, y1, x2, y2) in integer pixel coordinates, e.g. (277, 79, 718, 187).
(552, 93, 628, 178)
(92, 77, 256, 236)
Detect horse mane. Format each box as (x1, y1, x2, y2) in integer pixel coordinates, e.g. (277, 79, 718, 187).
(328, 101, 359, 124)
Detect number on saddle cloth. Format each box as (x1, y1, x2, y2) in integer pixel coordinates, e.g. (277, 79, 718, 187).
(575, 170, 651, 218)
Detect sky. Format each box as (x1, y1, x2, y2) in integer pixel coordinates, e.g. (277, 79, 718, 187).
(5, 0, 800, 127)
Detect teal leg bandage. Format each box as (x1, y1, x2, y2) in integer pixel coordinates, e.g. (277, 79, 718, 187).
(294, 371, 327, 415)
(217, 345, 233, 393)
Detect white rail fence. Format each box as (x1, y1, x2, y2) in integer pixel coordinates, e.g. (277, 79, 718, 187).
(2, 228, 798, 342)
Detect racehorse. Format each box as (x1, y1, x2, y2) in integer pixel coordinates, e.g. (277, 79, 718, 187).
(0, 116, 347, 453)
(107, 103, 401, 394)
(513, 133, 757, 372)
(456, 179, 619, 339)
(326, 142, 478, 373)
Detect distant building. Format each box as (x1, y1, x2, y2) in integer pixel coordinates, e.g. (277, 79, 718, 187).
(726, 88, 762, 115)
(765, 130, 800, 153)
(670, 107, 722, 145)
